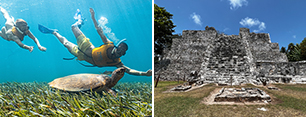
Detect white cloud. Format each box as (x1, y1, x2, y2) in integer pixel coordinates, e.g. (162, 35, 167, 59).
(293, 35, 296, 39)
(240, 17, 266, 33)
(190, 12, 202, 26)
(223, 28, 230, 32)
(239, 17, 260, 27)
(228, 0, 248, 10)
(258, 22, 266, 30)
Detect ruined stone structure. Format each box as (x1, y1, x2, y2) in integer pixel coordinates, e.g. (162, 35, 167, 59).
(214, 87, 271, 102)
(155, 27, 306, 85)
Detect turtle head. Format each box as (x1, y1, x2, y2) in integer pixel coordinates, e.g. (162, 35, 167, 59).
(109, 67, 126, 87)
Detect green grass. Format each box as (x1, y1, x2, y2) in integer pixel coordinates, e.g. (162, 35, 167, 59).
(155, 81, 186, 92)
(276, 84, 306, 92)
(154, 82, 306, 117)
(156, 96, 199, 116)
(275, 95, 306, 112)
(0, 82, 152, 116)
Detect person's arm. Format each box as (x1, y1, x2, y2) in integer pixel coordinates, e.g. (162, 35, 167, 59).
(27, 31, 46, 51)
(89, 8, 109, 44)
(14, 38, 33, 52)
(116, 63, 152, 76)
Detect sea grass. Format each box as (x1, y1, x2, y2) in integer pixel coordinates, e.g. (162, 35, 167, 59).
(0, 81, 152, 116)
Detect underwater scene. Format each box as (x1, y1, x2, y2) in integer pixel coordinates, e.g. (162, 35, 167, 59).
(0, 0, 152, 116)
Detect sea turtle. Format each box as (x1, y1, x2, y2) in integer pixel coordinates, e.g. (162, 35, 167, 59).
(48, 67, 126, 96)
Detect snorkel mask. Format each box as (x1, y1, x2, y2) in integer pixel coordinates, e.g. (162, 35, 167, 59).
(111, 39, 127, 55)
(15, 19, 29, 34)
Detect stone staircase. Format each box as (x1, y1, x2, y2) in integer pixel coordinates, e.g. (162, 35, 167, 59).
(201, 35, 252, 85)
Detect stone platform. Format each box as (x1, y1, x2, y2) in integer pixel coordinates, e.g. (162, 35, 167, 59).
(214, 87, 271, 102)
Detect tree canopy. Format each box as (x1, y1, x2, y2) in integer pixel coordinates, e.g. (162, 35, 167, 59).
(280, 38, 306, 62)
(300, 38, 306, 60)
(154, 4, 176, 58)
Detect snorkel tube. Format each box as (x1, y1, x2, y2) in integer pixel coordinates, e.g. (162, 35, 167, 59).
(111, 39, 127, 54)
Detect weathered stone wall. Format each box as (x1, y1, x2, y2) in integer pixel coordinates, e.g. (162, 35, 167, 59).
(155, 27, 306, 85)
(202, 34, 253, 85)
(255, 61, 306, 84)
(298, 61, 306, 75)
(240, 28, 288, 62)
(256, 62, 299, 76)
(156, 29, 216, 81)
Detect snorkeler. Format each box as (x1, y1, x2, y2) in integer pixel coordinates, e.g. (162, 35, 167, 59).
(39, 8, 151, 76)
(0, 7, 46, 52)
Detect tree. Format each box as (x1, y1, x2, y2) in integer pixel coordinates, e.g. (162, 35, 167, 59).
(291, 46, 301, 61)
(286, 43, 302, 62)
(280, 46, 286, 53)
(154, 4, 176, 60)
(300, 38, 306, 60)
(286, 43, 295, 54)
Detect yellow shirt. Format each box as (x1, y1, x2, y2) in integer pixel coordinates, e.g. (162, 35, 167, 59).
(11, 26, 28, 41)
(92, 42, 121, 67)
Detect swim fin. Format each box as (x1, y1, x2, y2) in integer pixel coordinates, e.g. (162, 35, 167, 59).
(73, 9, 85, 28)
(38, 24, 57, 34)
(74, 9, 82, 21)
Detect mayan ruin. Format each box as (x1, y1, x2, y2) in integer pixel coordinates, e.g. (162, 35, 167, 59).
(155, 26, 306, 86)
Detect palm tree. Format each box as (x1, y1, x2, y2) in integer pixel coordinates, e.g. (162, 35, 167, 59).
(286, 43, 301, 61)
(287, 43, 295, 53)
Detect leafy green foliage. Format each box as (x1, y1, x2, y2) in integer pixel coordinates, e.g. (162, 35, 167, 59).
(287, 43, 300, 61)
(300, 38, 306, 60)
(281, 37, 306, 62)
(280, 47, 286, 53)
(281, 42, 303, 62)
(154, 4, 176, 58)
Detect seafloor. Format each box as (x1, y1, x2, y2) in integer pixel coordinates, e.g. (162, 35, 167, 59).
(0, 82, 152, 116)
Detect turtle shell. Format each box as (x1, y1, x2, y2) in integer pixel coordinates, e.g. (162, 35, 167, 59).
(49, 74, 110, 92)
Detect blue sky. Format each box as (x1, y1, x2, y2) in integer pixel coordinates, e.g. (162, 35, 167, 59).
(155, 0, 306, 49)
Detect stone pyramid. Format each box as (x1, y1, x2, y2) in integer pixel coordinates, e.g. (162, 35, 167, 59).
(156, 26, 306, 85)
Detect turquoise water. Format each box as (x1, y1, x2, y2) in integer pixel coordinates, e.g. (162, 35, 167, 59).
(0, 0, 152, 83)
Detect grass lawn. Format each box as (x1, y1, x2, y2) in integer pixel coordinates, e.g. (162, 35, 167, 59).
(154, 81, 306, 117)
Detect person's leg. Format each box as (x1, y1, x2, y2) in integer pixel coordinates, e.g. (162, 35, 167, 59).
(53, 32, 78, 57)
(1, 7, 12, 21)
(71, 20, 94, 57)
(0, 7, 14, 40)
(71, 19, 84, 39)
(71, 9, 95, 54)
